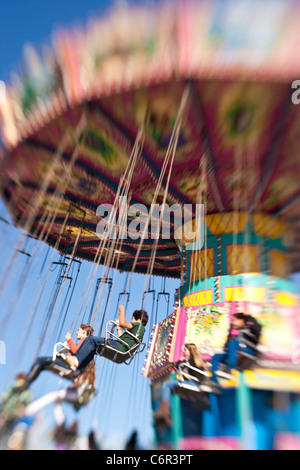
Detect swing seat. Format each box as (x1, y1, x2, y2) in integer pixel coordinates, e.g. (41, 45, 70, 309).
(95, 320, 146, 365)
(173, 383, 210, 408)
(235, 324, 262, 371)
(173, 363, 211, 407)
(236, 345, 260, 372)
(47, 363, 75, 380)
(236, 351, 258, 371)
(51, 342, 78, 379)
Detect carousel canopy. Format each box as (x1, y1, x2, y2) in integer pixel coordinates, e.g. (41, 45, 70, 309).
(1, 0, 300, 277)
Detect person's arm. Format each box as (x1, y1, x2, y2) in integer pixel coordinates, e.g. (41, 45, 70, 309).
(115, 321, 123, 338)
(65, 332, 79, 354)
(118, 305, 133, 330)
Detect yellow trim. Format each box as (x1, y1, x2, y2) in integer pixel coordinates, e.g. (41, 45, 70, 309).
(183, 290, 212, 307)
(269, 250, 288, 279)
(218, 369, 300, 392)
(245, 369, 300, 392)
(274, 291, 298, 307)
(207, 212, 248, 235)
(227, 244, 259, 275)
(253, 213, 286, 239)
(225, 286, 266, 303)
(190, 248, 215, 280)
(175, 212, 288, 247)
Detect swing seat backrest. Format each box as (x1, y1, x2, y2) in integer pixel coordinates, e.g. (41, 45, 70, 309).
(176, 362, 209, 384)
(52, 342, 70, 361)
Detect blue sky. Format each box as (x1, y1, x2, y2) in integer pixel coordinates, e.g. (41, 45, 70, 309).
(0, 0, 162, 81)
(0, 0, 105, 80)
(0, 0, 178, 450)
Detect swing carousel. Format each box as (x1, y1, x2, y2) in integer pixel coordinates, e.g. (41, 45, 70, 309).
(1, 0, 300, 450)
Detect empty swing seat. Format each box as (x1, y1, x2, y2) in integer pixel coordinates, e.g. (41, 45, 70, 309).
(96, 320, 146, 365)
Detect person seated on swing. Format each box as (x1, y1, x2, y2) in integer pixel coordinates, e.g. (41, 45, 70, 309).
(14, 306, 148, 393)
(211, 312, 262, 383)
(13, 324, 94, 394)
(0, 373, 34, 431)
(154, 343, 210, 426)
(67, 305, 148, 372)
